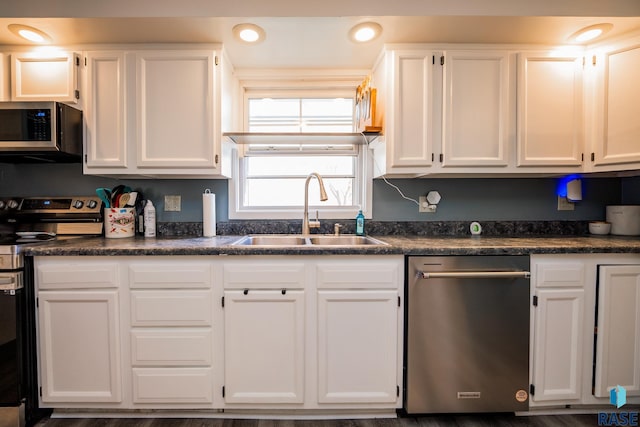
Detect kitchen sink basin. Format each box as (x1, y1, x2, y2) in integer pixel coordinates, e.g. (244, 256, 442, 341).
(232, 235, 308, 246)
(308, 235, 388, 246)
(231, 235, 388, 247)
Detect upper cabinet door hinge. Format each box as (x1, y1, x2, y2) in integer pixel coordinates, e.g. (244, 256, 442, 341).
(532, 295, 538, 307)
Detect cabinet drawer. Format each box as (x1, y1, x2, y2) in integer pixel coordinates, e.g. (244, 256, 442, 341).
(316, 260, 400, 289)
(131, 329, 212, 366)
(132, 367, 213, 403)
(535, 262, 585, 288)
(223, 262, 306, 289)
(129, 262, 212, 288)
(130, 290, 212, 326)
(37, 263, 119, 289)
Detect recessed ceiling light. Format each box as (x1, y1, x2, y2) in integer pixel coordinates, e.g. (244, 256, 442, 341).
(8, 24, 52, 44)
(349, 22, 383, 43)
(569, 23, 613, 44)
(232, 23, 266, 44)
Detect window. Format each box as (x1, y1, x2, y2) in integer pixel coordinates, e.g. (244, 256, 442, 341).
(229, 89, 372, 220)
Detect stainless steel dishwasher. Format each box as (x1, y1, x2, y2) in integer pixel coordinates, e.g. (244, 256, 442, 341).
(405, 256, 530, 414)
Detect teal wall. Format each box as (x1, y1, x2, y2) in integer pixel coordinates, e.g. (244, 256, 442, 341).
(0, 162, 628, 223)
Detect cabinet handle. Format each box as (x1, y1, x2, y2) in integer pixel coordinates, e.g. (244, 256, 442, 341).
(243, 289, 249, 295)
(281, 289, 287, 295)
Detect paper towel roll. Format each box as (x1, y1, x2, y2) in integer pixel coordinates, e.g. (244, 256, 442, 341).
(203, 189, 216, 237)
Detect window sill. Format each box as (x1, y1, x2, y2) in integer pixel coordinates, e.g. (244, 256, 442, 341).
(223, 132, 380, 145)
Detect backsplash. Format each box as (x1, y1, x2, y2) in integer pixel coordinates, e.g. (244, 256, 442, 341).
(0, 162, 632, 224)
(160, 219, 590, 237)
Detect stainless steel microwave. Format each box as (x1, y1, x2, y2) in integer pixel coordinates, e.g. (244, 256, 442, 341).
(0, 102, 83, 163)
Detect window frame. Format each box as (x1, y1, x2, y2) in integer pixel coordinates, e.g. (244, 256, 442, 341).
(228, 85, 373, 220)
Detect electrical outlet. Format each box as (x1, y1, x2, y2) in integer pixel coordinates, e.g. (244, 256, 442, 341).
(164, 195, 181, 212)
(557, 196, 575, 211)
(418, 196, 436, 213)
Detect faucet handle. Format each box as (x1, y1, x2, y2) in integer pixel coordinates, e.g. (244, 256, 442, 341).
(308, 210, 321, 229)
(334, 223, 342, 236)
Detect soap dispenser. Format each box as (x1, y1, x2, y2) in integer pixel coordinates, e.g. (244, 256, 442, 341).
(355, 209, 365, 236)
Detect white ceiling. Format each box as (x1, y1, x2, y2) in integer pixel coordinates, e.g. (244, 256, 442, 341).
(1, 0, 640, 69)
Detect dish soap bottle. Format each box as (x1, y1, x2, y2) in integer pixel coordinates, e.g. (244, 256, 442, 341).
(355, 209, 365, 236)
(143, 200, 156, 238)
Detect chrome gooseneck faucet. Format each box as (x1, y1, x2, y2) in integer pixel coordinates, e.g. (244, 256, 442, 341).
(302, 172, 328, 235)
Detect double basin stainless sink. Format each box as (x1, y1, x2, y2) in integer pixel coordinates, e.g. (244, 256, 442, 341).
(232, 234, 388, 247)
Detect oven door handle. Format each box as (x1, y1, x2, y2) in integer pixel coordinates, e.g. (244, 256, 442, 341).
(420, 271, 531, 279)
(0, 273, 24, 290)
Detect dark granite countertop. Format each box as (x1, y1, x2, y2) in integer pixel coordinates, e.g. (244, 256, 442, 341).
(22, 234, 640, 257)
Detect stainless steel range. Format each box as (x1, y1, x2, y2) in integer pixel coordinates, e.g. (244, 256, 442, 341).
(0, 196, 102, 427)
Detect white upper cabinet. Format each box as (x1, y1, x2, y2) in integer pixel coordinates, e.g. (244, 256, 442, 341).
(372, 46, 516, 176)
(441, 50, 511, 168)
(0, 53, 9, 101)
(11, 51, 79, 102)
(370, 49, 436, 177)
(84, 51, 128, 169)
(516, 52, 584, 168)
(83, 46, 235, 178)
(590, 37, 640, 171)
(135, 50, 216, 169)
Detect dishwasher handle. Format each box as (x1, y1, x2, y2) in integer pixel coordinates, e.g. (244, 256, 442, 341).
(420, 271, 530, 280)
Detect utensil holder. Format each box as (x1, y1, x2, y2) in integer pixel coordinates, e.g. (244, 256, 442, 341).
(104, 208, 135, 238)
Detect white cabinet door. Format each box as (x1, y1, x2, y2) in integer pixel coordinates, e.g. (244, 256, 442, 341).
(593, 43, 640, 168)
(594, 265, 640, 398)
(84, 51, 128, 169)
(317, 290, 398, 403)
(441, 50, 511, 167)
(223, 290, 305, 404)
(0, 53, 9, 101)
(38, 290, 122, 403)
(531, 288, 584, 402)
(11, 51, 78, 102)
(386, 50, 436, 170)
(517, 53, 583, 168)
(135, 50, 219, 170)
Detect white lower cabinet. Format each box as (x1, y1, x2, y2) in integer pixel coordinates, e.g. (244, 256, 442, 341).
(36, 258, 122, 404)
(531, 288, 584, 402)
(127, 259, 214, 406)
(220, 256, 403, 410)
(594, 265, 640, 398)
(223, 290, 305, 404)
(317, 290, 398, 403)
(34, 255, 403, 414)
(530, 254, 640, 409)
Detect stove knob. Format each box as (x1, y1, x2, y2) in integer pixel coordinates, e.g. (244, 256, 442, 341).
(0, 200, 5, 210)
(7, 200, 19, 209)
(87, 200, 98, 209)
(73, 200, 84, 209)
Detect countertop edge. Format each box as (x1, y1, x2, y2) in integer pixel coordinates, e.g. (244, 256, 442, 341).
(21, 235, 640, 257)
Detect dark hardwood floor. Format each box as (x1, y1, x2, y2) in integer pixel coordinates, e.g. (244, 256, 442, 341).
(35, 414, 600, 427)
